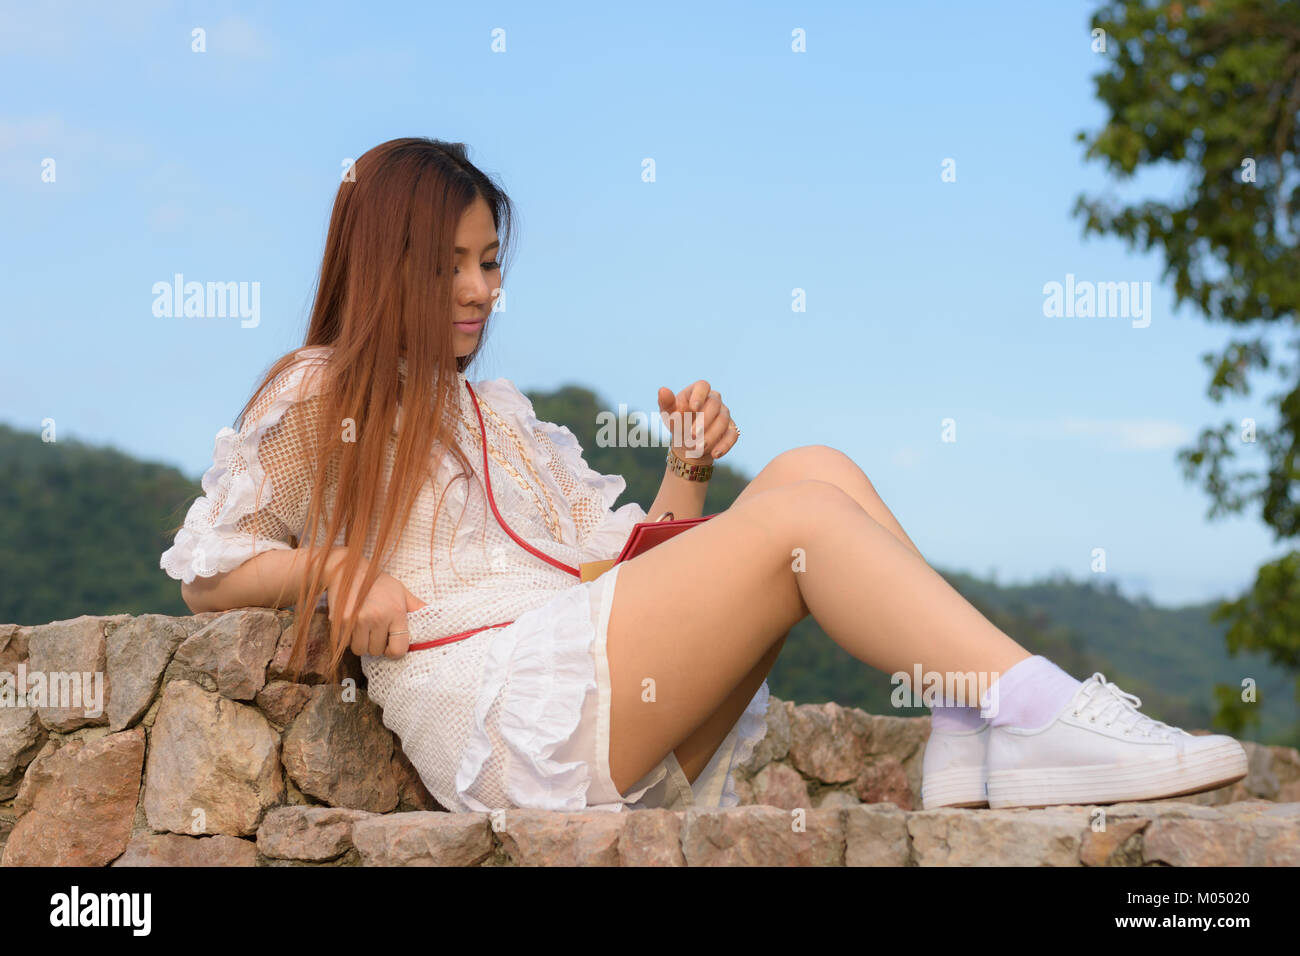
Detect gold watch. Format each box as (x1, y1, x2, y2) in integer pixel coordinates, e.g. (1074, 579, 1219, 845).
(667, 447, 713, 482)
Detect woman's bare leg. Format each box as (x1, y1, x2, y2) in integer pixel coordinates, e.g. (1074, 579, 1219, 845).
(668, 444, 928, 783)
(605, 478, 1031, 795)
(734, 444, 927, 558)
(669, 633, 786, 784)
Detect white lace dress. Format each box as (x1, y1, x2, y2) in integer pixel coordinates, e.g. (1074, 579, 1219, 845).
(160, 346, 770, 813)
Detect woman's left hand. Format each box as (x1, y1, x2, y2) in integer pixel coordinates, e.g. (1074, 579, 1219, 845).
(657, 380, 739, 462)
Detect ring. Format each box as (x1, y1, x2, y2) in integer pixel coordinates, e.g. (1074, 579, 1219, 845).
(389, 629, 409, 637)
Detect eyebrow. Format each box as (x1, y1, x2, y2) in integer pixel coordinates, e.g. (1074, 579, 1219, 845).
(454, 239, 500, 255)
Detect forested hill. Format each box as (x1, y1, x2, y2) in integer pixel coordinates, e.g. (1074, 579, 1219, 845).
(1, 383, 1295, 747)
(0, 422, 200, 624)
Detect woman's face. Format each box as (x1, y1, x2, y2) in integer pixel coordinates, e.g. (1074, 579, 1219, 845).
(451, 196, 501, 357)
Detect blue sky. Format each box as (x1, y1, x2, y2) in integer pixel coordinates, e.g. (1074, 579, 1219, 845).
(0, 0, 1286, 606)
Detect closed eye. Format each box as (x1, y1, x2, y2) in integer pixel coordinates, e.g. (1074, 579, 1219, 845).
(455, 261, 500, 274)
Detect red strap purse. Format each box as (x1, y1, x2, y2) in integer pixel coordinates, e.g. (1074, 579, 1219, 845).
(406, 382, 713, 651)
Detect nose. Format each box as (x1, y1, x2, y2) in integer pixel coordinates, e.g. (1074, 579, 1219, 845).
(462, 276, 493, 311)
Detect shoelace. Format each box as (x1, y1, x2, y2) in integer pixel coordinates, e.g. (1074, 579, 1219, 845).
(1072, 672, 1180, 739)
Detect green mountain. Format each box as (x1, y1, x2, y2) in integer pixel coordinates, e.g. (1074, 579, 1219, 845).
(0, 422, 197, 622)
(1, 382, 1295, 747)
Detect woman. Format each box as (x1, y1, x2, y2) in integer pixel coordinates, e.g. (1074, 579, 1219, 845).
(161, 137, 1248, 815)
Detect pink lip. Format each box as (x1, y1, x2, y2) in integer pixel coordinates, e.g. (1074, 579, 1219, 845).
(454, 319, 485, 332)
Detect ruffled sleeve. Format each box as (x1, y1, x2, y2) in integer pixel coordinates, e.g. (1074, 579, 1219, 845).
(470, 377, 647, 563)
(161, 350, 330, 585)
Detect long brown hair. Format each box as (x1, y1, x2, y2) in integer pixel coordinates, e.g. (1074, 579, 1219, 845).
(177, 138, 516, 682)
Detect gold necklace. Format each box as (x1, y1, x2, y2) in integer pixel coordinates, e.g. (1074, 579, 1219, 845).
(456, 397, 565, 544)
(477, 399, 566, 521)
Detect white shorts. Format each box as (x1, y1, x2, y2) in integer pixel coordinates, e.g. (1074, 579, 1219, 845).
(553, 562, 769, 811)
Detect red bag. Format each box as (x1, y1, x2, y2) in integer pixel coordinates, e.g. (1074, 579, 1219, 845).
(578, 511, 712, 581)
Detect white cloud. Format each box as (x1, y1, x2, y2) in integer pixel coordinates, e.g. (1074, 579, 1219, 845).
(0, 2, 78, 57)
(986, 415, 1194, 450)
(0, 115, 68, 151)
(1059, 417, 1192, 450)
(890, 446, 919, 469)
(150, 200, 187, 231)
(319, 46, 418, 79)
(0, 0, 172, 58)
(0, 114, 150, 187)
(208, 17, 271, 59)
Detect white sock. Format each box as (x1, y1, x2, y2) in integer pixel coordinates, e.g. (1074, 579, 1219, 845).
(980, 655, 1081, 730)
(930, 704, 988, 733)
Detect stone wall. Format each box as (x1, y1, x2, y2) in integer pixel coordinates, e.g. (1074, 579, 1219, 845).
(1, 610, 1298, 866)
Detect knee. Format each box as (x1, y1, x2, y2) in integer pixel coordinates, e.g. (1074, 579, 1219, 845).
(768, 444, 871, 488)
(734, 478, 866, 556)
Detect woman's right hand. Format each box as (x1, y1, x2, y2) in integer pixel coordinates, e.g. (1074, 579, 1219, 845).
(324, 549, 427, 659)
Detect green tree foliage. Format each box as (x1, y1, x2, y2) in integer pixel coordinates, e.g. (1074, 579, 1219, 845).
(1077, 0, 1300, 735)
(0, 423, 196, 623)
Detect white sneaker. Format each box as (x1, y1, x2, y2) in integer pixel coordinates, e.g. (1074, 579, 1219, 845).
(921, 721, 990, 809)
(986, 672, 1248, 809)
